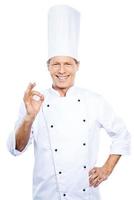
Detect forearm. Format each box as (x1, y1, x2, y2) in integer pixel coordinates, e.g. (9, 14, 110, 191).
(102, 154, 121, 175)
(15, 115, 35, 152)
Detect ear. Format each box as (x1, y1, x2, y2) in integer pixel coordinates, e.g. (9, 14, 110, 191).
(47, 58, 51, 71)
(47, 64, 50, 71)
(76, 62, 80, 71)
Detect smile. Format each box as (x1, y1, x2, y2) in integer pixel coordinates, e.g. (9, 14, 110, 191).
(56, 75, 70, 81)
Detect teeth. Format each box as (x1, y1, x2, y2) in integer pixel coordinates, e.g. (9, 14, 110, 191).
(56, 76, 69, 81)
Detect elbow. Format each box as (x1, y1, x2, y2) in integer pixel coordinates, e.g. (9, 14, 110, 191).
(15, 142, 26, 152)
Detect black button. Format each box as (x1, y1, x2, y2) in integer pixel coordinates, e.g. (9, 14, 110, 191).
(51, 125, 53, 128)
(83, 189, 86, 192)
(55, 149, 58, 152)
(83, 143, 86, 146)
(47, 104, 50, 107)
(32, 130, 34, 134)
(84, 166, 86, 169)
(63, 193, 66, 197)
(78, 99, 80, 102)
(59, 171, 62, 174)
(83, 119, 86, 122)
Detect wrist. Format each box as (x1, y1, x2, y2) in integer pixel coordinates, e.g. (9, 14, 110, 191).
(24, 114, 35, 123)
(102, 164, 113, 176)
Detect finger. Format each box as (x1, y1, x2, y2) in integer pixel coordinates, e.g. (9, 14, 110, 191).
(24, 82, 36, 97)
(94, 177, 104, 187)
(89, 174, 99, 186)
(89, 173, 99, 184)
(94, 180, 101, 187)
(89, 171, 97, 179)
(89, 167, 97, 176)
(31, 91, 44, 98)
(24, 83, 36, 101)
(92, 174, 107, 187)
(90, 176, 100, 187)
(32, 94, 44, 102)
(31, 92, 44, 102)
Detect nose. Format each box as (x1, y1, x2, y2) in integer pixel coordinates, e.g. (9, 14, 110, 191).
(59, 64, 65, 73)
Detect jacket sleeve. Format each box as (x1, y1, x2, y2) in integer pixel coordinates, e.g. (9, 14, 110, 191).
(7, 101, 33, 156)
(97, 96, 131, 155)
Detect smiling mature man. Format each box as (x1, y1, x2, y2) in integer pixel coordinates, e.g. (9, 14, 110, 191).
(48, 56, 79, 96)
(7, 5, 130, 200)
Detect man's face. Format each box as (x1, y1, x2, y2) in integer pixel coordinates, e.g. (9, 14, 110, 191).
(48, 56, 79, 90)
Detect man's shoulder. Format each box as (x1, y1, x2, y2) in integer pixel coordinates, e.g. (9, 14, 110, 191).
(75, 86, 101, 99)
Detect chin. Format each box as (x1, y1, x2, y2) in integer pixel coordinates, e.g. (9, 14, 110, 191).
(55, 83, 70, 89)
(57, 85, 68, 89)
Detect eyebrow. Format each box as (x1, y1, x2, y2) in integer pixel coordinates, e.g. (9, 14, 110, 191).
(47, 58, 79, 65)
(51, 61, 72, 65)
(52, 62, 60, 64)
(64, 62, 71, 65)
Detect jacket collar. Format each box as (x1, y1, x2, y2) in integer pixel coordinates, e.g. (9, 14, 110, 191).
(48, 85, 77, 97)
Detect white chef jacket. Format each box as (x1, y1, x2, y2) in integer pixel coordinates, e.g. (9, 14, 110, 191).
(7, 86, 130, 200)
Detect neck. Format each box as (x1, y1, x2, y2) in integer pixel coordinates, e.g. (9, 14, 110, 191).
(52, 85, 73, 97)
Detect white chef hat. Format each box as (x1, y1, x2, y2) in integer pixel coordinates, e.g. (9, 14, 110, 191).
(48, 5, 80, 61)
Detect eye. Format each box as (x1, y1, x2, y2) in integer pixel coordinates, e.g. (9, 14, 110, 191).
(53, 63, 59, 66)
(52, 63, 60, 68)
(64, 63, 72, 67)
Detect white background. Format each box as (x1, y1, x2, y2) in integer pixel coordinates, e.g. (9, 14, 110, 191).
(0, 0, 134, 199)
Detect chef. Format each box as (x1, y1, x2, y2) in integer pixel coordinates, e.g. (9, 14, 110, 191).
(7, 5, 130, 200)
